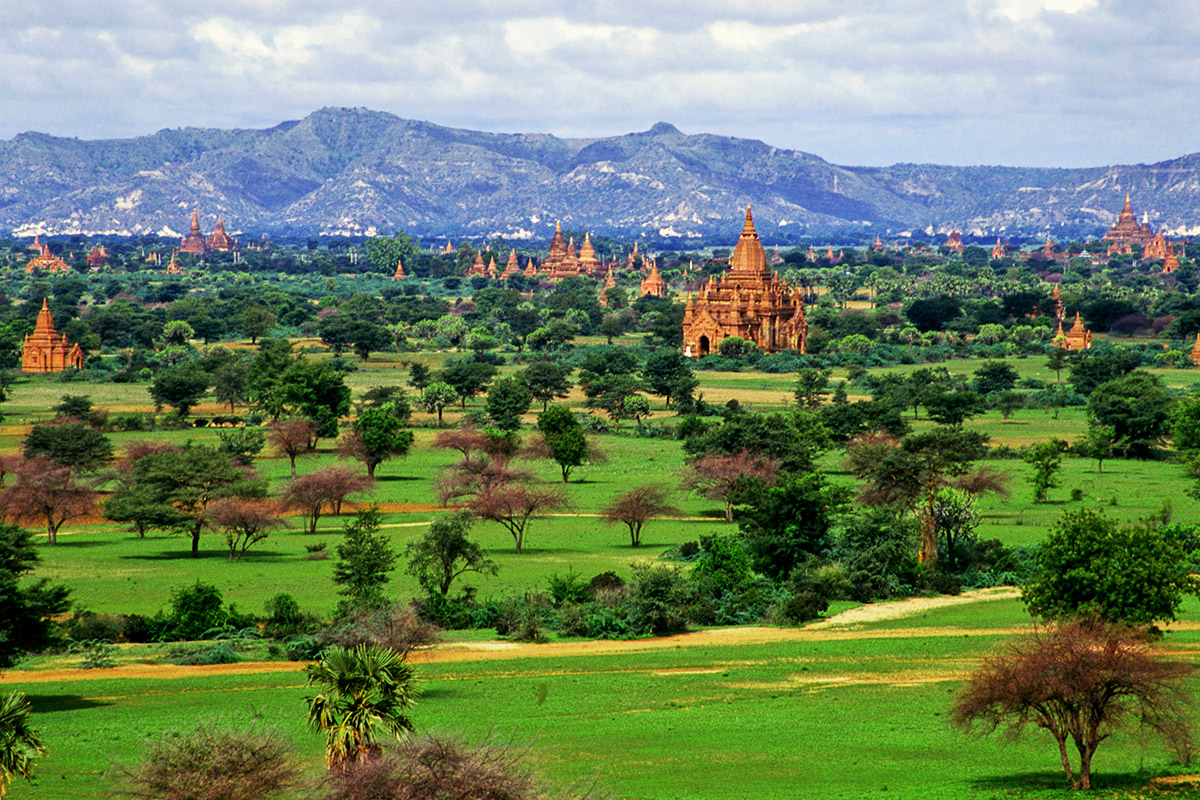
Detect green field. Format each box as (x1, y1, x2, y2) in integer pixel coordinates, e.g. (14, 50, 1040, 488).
(4, 350, 1200, 799)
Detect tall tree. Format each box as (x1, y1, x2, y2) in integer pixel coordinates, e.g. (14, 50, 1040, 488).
(601, 485, 682, 547)
(0, 524, 70, 668)
(0, 458, 96, 544)
(339, 408, 414, 479)
(404, 513, 498, 597)
(521, 361, 573, 411)
(148, 363, 210, 416)
(333, 508, 396, 609)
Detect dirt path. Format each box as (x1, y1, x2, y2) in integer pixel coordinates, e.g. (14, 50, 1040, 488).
(807, 587, 1022, 629)
(0, 590, 1032, 686)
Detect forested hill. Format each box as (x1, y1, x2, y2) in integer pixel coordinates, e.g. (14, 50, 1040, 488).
(3, 107, 1200, 243)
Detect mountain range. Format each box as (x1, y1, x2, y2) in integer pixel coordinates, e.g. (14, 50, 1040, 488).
(3, 107, 1199, 244)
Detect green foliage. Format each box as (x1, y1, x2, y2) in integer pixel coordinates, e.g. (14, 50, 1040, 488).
(280, 358, 352, 439)
(521, 361, 573, 411)
(168, 582, 229, 641)
(738, 473, 849, 581)
(217, 427, 265, 466)
(0, 692, 44, 797)
(972, 360, 1019, 394)
(683, 409, 830, 473)
(149, 363, 210, 415)
(305, 644, 416, 768)
(485, 375, 533, 432)
(23, 421, 113, 471)
(419, 382, 458, 426)
(404, 513, 498, 597)
(626, 564, 694, 636)
(537, 405, 591, 482)
(1023, 439, 1066, 503)
(333, 508, 397, 611)
(1086, 371, 1172, 458)
(692, 534, 753, 592)
(793, 367, 832, 409)
(1023, 509, 1199, 625)
(0, 523, 70, 668)
(345, 407, 414, 478)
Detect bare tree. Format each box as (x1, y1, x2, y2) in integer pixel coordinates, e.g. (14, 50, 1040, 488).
(282, 466, 373, 534)
(268, 418, 317, 478)
(953, 620, 1194, 790)
(601, 485, 683, 547)
(470, 483, 566, 554)
(683, 450, 779, 523)
(205, 498, 284, 561)
(0, 457, 96, 544)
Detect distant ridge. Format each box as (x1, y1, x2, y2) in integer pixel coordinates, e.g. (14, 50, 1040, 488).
(3, 107, 1200, 242)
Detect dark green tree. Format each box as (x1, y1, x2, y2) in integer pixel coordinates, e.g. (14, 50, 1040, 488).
(148, 363, 210, 416)
(485, 376, 533, 432)
(1024, 439, 1066, 503)
(642, 351, 697, 410)
(521, 361, 573, 411)
(339, 408, 414, 479)
(794, 368, 832, 409)
(333, 507, 397, 610)
(280, 359, 352, 440)
(1023, 509, 1198, 625)
(440, 361, 497, 409)
(1086, 372, 1172, 458)
(23, 422, 113, 472)
(972, 360, 1019, 394)
(239, 306, 277, 344)
(0, 524, 70, 668)
(536, 405, 592, 482)
(738, 473, 849, 581)
(404, 513, 498, 597)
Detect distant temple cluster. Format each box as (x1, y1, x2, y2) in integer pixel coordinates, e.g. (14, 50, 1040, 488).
(24, 237, 71, 274)
(179, 210, 239, 255)
(682, 207, 808, 357)
(22, 300, 82, 372)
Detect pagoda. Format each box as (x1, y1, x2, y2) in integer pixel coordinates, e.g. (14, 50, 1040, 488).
(523, 257, 538, 277)
(501, 249, 520, 279)
(681, 207, 808, 357)
(22, 300, 83, 372)
(991, 238, 1005, 259)
(640, 259, 666, 297)
(179, 210, 210, 255)
(1164, 244, 1181, 274)
(25, 242, 71, 274)
(1191, 333, 1200, 366)
(207, 217, 238, 251)
(579, 233, 602, 275)
(944, 231, 964, 254)
(1054, 312, 1093, 351)
(542, 222, 569, 275)
(627, 241, 640, 268)
(487, 257, 498, 279)
(467, 251, 487, 278)
(165, 253, 185, 275)
(86, 245, 107, 268)
(392, 258, 405, 280)
(1102, 194, 1154, 253)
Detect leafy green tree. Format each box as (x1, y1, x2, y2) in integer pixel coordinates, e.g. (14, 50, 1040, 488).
(441, 361, 497, 409)
(1086, 372, 1172, 458)
(972, 360, 1019, 394)
(148, 363, 210, 416)
(216, 428, 265, 466)
(363, 230, 419, 275)
(485, 376, 532, 432)
(0, 692, 45, 797)
(584, 374, 644, 430)
(240, 306, 277, 344)
(52, 394, 93, 421)
(738, 473, 849, 580)
(794, 367, 832, 409)
(104, 446, 266, 557)
(924, 388, 985, 427)
(333, 508, 396, 609)
(1069, 346, 1142, 396)
(408, 362, 432, 391)
(305, 644, 416, 769)
(280, 359, 352, 440)
(684, 410, 830, 473)
(1024, 439, 1066, 503)
(1076, 424, 1115, 473)
(248, 339, 299, 419)
(23, 422, 113, 472)
(642, 351, 696, 409)
(339, 408, 414, 479)
(0, 524, 69, 668)
(404, 513, 498, 596)
(521, 361, 573, 412)
(1022, 509, 1198, 625)
(212, 359, 253, 412)
(418, 382, 458, 427)
(994, 391, 1025, 420)
(1046, 347, 1070, 382)
(536, 406, 592, 482)
(1169, 391, 1200, 454)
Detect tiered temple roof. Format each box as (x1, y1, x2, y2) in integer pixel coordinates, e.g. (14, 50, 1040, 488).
(207, 217, 238, 251)
(682, 207, 808, 357)
(392, 258, 405, 280)
(25, 242, 71, 274)
(579, 233, 602, 276)
(1054, 312, 1093, 351)
(944, 231, 964, 254)
(1163, 243, 1181, 274)
(165, 253, 185, 275)
(22, 299, 83, 372)
(501, 249, 520, 279)
(640, 259, 666, 297)
(86, 245, 107, 267)
(1102, 194, 1155, 254)
(467, 251, 487, 277)
(991, 238, 1005, 259)
(179, 210, 209, 255)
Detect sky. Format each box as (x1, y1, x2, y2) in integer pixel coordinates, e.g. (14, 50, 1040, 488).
(1, 0, 1195, 168)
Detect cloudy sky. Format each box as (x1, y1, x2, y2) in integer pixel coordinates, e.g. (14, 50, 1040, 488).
(1, 0, 1193, 168)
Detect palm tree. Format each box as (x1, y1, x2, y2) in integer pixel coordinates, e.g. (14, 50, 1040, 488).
(305, 645, 416, 769)
(0, 692, 44, 799)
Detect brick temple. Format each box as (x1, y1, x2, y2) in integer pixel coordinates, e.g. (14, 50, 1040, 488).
(1102, 194, 1155, 254)
(22, 300, 83, 372)
(681, 207, 808, 357)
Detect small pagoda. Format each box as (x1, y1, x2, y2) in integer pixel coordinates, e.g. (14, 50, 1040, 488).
(392, 258, 406, 280)
(1054, 312, 1093, 351)
(22, 300, 83, 372)
(25, 242, 71, 274)
(179, 210, 210, 255)
(640, 259, 666, 297)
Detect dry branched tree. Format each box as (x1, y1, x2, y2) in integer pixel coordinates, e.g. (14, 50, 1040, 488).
(682, 450, 779, 523)
(204, 497, 283, 561)
(601, 485, 683, 547)
(282, 466, 373, 535)
(953, 620, 1194, 790)
(268, 418, 318, 478)
(0, 457, 96, 544)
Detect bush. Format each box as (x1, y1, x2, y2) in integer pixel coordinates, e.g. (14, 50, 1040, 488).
(263, 594, 318, 639)
(167, 582, 230, 641)
(325, 736, 561, 800)
(166, 643, 241, 665)
(627, 565, 693, 636)
(320, 602, 440, 654)
(119, 721, 300, 800)
(555, 602, 632, 639)
(546, 571, 594, 607)
(927, 572, 963, 596)
(772, 590, 828, 624)
(493, 596, 549, 642)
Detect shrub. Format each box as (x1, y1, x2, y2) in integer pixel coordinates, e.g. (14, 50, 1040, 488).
(166, 643, 241, 665)
(119, 721, 300, 800)
(546, 571, 594, 607)
(167, 582, 229, 641)
(626, 565, 693, 636)
(320, 602, 440, 655)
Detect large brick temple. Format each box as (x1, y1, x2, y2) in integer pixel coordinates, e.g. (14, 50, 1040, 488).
(682, 207, 808, 357)
(22, 299, 83, 372)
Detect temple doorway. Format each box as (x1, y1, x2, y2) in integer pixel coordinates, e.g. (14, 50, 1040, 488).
(698, 336, 710, 355)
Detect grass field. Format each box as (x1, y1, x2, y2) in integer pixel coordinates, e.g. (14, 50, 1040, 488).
(5, 347, 1200, 799)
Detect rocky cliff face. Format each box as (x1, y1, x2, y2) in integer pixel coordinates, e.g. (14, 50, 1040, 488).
(3, 107, 1198, 241)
